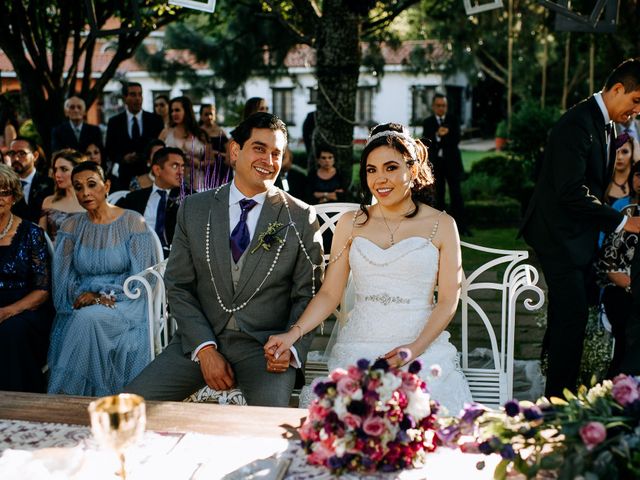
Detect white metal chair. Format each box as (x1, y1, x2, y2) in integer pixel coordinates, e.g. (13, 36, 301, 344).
(123, 228, 171, 362)
(107, 190, 130, 204)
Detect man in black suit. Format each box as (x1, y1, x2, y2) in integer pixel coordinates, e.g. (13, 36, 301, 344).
(521, 59, 640, 397)
(50, 96, 103, 154)
(117, 147, 185, 258)
(106, 82, 164, 190)
(9, 137, 53, 223)
(421, 93, 469, 235)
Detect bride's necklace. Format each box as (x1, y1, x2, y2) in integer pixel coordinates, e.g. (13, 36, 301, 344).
(0, 213, 14, 240)
(379, 207, 410, 246)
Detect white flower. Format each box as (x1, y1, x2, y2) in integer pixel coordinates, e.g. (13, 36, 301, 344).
(378, 372, 402, 403)
(333, 395, 348, 419)
(405, 388, 431, 421)
(429, 364, 442, 378)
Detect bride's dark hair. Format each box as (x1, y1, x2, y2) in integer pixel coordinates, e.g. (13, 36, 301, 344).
(358, 123, 434, 222)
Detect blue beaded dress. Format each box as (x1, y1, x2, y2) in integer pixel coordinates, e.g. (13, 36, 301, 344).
(0, 220, 53, 392)
(47, 210, 159, 396)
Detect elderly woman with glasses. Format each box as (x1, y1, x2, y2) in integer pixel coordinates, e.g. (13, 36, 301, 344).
(0, 164, 53, 392)
(47, 161, 159, 396)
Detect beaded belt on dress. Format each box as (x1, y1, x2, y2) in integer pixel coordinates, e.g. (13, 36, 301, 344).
(358, 293, 411, 305)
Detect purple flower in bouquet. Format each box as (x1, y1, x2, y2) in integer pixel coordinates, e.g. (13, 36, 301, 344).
(436, 424, 461, 447)
(372, 357, 390, 372)
(500, 444, 515, 460)
(522, 405, 542, 421)
(408, 359, 423, 374)
(357, 358, 370, 370)
(579, 421, 607, 450)
(504, 400, 521, 417)
(612, 375, 640, 406)
(461, 403, 486, 424)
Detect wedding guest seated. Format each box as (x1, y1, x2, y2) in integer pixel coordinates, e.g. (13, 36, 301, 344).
(0, 164, 53, 392)
(307, 146, 345, 205)
(275, 147, 307, 200)
(51, 96, 103, 153)
(47, 161, 159, 396)
(38, 149, 85, 242)
(117, 147, 185, 257)
(154, 94, 170, 128)
(9, 137, 54, 223)
(597, 161, 640, 376)
(606, 132, 639, 206)
(129, 139, 166, 191)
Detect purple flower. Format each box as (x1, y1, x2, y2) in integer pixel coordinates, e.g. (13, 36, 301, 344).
(504, 400, 520, 417)
(461, 403, 485, 424)
(408, 360, 423, 374)
(400, 414, 416, 430)
(478, 440, 495, 455)
(328, 455, 344, 469)
(436, 424, 461, 445)
(347, 400, 367, 416)
(357, 358, 370, 370)
(500, 444, 515, 460)
(523, 405, 542, 421)
(313, 381, 335, 397)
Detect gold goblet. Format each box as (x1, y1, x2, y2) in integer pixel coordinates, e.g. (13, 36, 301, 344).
(88, 394, 146, 479)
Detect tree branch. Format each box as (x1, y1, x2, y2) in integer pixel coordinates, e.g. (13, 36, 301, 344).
(362, 0, 420, 33)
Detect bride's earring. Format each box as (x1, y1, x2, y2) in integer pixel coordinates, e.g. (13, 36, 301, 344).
(409, 179, 415, 189)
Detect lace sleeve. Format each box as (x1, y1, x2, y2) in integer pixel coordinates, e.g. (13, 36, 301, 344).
(27, 225, 51, 292)
(596, 230, 636, 283)
(52, 222, 80, 314)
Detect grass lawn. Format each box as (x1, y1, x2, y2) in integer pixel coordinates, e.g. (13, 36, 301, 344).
(461, 149, 504, 172)
(460, 227, 530, 273)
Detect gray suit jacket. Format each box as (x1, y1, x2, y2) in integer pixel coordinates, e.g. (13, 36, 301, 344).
(165, 183, 322, 364)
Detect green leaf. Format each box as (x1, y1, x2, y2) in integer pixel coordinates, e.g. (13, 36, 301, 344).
(493, 459, 510, 480)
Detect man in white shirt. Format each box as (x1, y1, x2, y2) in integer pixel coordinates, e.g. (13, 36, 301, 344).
(105, 82, 164, 190)
(117, 147, 185, 258)
(126, 113, 323, 406)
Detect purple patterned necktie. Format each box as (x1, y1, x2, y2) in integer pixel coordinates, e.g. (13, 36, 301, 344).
(230, 198, 257, 263)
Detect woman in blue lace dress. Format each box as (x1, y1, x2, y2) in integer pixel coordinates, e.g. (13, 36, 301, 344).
(48, 161, 159, 396)
(0, 164, 53, 392)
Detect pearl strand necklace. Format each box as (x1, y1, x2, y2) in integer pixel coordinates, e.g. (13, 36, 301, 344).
(0, 213, 14, 240)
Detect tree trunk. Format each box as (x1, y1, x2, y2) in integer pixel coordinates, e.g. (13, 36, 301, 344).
(561, 33, 571, 111)
(314, 0, 361, 197)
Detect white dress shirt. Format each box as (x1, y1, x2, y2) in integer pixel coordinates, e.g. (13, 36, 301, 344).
(21, 169, 36, 204)
(595, 92, 627, 233)
(143, 184, 172, 232)
(126, 110, 143, 138)
(193, 180, 302, 368)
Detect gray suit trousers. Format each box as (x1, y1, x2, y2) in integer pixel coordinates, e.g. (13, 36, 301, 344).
(124, 330, 296, 407)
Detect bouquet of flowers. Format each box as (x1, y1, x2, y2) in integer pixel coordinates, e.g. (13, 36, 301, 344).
(299, 357, 440, 475)
(438, 374, 640, 479)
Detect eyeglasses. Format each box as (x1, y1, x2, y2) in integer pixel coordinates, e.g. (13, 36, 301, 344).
(0, 189, 13, 197)
(7, 150, 30, 158)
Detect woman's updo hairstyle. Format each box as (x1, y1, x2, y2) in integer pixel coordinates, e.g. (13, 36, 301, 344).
(358, 123, 434, 220)
(71, 160, 106, 183)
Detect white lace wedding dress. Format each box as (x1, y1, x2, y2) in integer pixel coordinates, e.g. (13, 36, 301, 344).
(303, 235, 472, 415)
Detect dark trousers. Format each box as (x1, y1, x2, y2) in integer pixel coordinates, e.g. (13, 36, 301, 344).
(433, 163, 466, 230)
(537, 256, 593, 398)
(602, 285, 633, 377)
(620, 253, 640, 375)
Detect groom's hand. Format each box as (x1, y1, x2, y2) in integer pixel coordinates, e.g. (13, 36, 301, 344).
(265, 349, 291, 373)
(198, 347, 235, 390)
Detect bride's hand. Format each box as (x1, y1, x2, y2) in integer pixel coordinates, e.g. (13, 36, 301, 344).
(382, 346, 414, 367)
(264, 331, 297, 360)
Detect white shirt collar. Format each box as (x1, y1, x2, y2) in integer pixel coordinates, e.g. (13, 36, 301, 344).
(22, 168, 36, 185)
(126, 110, 141, 122)
(69, 120, 83, 130)
(229, 180, 268, 206)
(594, 92, 611, 125)
(152, 183, 169, 195)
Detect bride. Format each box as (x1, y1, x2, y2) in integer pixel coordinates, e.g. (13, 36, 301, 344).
(264, 123, 471, 414)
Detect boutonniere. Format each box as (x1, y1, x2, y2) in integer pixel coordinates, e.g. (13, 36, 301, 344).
(250, 221, 291, 253)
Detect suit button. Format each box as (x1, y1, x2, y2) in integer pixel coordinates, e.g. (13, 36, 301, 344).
(233, 265, 239, 271)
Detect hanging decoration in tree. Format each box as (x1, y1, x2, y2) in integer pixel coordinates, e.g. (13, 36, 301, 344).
(537, 0, 619, 33)
(463, 0, 504, 15)
(168, 0, 216, 13)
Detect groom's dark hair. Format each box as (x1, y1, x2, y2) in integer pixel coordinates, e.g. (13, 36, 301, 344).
(230, 112, 288, 149)
(604, 58, 640, 93)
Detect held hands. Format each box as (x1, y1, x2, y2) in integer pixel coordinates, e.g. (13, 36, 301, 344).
(264, 330, 298, 363)
(437, 126, 449, 137)
(198, 346, 236, 390)
(73, 292, 116, 309)
(382, 345, 415, 368)
(264, 348, 291, 374)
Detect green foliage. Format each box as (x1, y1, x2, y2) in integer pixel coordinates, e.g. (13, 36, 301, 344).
(465, 197, 521, 227)
(507, 101, 561, 171)
(468, 153, 528, 202)
(495, 120, 508, 138)
(460, 171, 501, 201)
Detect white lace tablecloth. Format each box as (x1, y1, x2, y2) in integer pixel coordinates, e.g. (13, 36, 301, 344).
(0, 419, 498, 479)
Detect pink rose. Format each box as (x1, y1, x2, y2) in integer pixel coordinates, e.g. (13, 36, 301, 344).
(367, 378, 381, 390)
(347, 365, 363, 381)
(400, 372, 422, 392)
(299, 420, 319, 441)
(342, 413, 363, 429)
(330, 368, 348, 382)
(612, 376, 640, 406)
(309, 402, 329, 419)
(337, 376, 361, 397)
(579, 421, 607, 450)
(307, 441, 333, 466)
(362, 416, 387, 437)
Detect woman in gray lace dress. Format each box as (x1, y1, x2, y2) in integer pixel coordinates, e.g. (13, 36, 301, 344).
(38, 149, 85, 241)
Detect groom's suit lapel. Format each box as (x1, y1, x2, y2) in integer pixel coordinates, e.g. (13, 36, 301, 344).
(210, 184, 234, 303)
(233, 187, 284, 300)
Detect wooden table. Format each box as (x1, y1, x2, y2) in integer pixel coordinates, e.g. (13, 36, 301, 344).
(0, 391, 307, 439)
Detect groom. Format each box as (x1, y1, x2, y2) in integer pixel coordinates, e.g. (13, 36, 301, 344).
(126, 112, 323, 406)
